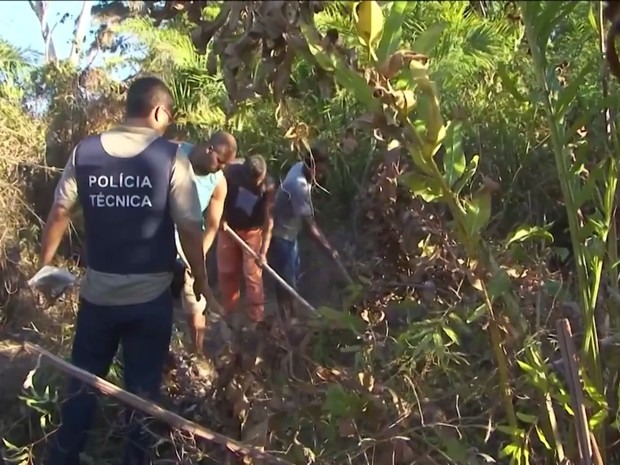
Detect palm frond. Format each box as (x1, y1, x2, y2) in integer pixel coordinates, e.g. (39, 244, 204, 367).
(168, 63, 227, 129)
(114, 13, 228, 132)
(116, 17, 205, 69)
(314, 3, 357, 43)
(0, 39, 34, 83)
(399, 1, 520, 90)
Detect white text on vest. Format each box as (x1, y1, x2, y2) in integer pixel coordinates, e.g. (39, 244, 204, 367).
(88, 175, 154, 208)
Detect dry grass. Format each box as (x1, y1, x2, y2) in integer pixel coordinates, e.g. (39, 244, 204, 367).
(0, 100, 47, 256)
(0, 96, 55, 332)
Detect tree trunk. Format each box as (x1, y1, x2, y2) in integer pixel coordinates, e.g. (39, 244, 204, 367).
(69, 1, 94, 66)
(28, 0, 57, 63)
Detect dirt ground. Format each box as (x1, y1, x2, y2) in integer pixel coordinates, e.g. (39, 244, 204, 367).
(173, 234, 347, 360)
(0, 229, 353, 465)
(0, 231, 348, 414)
(0, 343, 35, 404)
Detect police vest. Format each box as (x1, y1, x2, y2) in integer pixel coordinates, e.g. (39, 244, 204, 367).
(75, 135, 177, 275)
(223, 163, 271, 231)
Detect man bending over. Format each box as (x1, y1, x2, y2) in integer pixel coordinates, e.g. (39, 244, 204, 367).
(268, 142, 351, 320)
(176, 131, 237, 354)
(218, 155, 275, 329)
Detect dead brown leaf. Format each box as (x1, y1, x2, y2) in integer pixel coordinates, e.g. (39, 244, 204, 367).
(191, 2, 232, 53)
(378, 50, 429, 79)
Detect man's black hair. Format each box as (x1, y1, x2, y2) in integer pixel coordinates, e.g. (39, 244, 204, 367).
(244, 155, 267, 181)
(125, 76, 174, 118)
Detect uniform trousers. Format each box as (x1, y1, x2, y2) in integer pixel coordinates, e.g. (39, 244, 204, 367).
(45, 290, 173, 465)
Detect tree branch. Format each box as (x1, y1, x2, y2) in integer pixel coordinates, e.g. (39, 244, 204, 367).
(69, 1, 94, 66)
(28, 0, 57, 63)
(13, 342, 295, 465)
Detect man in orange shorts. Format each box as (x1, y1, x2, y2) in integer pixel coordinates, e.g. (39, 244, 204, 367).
(217, 155, 275, 329)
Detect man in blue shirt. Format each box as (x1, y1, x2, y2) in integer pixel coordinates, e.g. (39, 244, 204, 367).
(40, 76, 212, 465)
(269, 142, 351, 320)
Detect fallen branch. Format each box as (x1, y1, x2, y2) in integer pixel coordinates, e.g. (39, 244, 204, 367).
(16, 341, 295, 465)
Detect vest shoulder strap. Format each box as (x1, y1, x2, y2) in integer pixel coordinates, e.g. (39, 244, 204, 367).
(74, 135, 104, 167)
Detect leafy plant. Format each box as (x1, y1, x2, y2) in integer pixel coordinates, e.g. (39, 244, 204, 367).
(299, 1, 620, 463)
(301, 0, 531, 457)
(518, 0, 618, 457)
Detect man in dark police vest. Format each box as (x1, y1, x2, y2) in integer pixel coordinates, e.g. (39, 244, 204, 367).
(39, 76, 213, 465)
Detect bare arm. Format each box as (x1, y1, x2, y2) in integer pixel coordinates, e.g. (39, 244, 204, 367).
(40, 149, 78, 266)
(290, 176, 352, 283)
(290, 179, 334, 256)
(259, 187, 275, 257)
(170, 152, 207, 282)
(40, 204, 72, 266)
(303, 215, 352, 283)
(303, 215, 334, 256)
(176, 225, 206, 282)
(175, 231, 189, 267)
(203, 176, 227, 254)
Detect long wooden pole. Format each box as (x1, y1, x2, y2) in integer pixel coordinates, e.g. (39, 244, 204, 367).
(222, 224, 317, 315)
(556, 319, 594, 465)
(12, 342, 295, 465)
